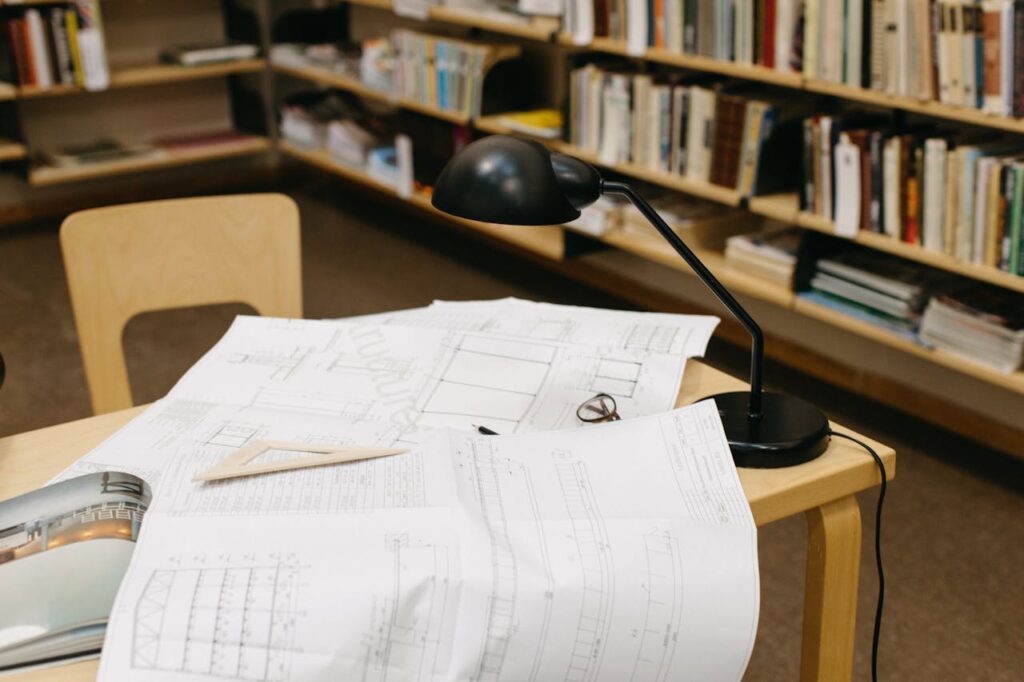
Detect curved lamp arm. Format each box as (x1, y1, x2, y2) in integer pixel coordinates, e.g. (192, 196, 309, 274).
(601, 180, 764, 419)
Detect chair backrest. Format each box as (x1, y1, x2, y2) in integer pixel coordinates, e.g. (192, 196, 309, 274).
(61, 193, 303, 415)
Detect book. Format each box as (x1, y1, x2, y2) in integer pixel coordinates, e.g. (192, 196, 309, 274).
(497, 109, 563, 139)
(0, 472, 151, 671)
(920, 284, 1024, 371)
(159, 42, 259, 67)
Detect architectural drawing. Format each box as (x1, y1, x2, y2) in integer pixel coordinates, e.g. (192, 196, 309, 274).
(556, 463, 615, 682)
(132, 554, 304, 681)
(360, 535, 452, 682)
(630, 532, 682, 682)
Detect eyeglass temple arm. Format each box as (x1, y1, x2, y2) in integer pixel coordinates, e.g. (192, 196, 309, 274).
(601, 180, 764, 419)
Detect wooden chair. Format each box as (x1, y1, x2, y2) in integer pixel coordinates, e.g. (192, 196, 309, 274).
(61, 194, 303, 415)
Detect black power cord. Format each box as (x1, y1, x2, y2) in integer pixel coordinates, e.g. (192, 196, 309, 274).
(828, 429, 887, 682)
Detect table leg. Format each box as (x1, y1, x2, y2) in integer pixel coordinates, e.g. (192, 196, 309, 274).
(800, 495, 862, 682)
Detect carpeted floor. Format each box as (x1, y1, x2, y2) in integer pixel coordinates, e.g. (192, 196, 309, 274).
(1, 180, 1022, 679)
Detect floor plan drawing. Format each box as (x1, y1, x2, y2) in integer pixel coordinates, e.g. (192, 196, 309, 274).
(131, 554, 304, 681)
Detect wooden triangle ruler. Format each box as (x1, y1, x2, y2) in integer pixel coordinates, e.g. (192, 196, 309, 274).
(193, 440, 409, 482)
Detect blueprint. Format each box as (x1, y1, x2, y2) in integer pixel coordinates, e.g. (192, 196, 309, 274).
(95, 401, 758, 682)
(348, 297, 720, 358)
(56, 314, 691, 485)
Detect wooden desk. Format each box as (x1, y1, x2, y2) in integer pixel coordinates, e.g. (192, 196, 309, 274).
(0, 361, 894, 682)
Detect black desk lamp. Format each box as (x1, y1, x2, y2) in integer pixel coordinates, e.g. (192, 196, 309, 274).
(432, 135, 830, 468)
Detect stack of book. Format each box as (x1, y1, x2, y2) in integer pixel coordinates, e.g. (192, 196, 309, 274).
(567, 64, 791, 195)
(391, 30, 502, 118)
(725, 228, 804, 288)
(801, 249, 953, 340)
(270, 42, 361, 76)
(0, 0, 109, 91)
(919, 284, 1024, 372)
(563, 0, 1024, 116)
(280, 91, 397, 172)
(39, 140, 161, 168)
(802, 115, 1024, 275)
(159, 42, 259, 67)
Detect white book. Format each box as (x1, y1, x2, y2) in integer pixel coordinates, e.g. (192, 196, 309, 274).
(819, 117, 833, 220)
(869, 0, 887, 88)
(775, 0, 796, 72)
(567, 0, 595, 44)
(882, 136, 902, 238)
(896, 0, 911, 95)
(684, 87, 715, 182)
(667, 0, 684, 51)
(948, 0, 965, 105)
(937, 0, 952, 102)
(654, 85, 671, 171)
(586, 68, 604, 152)
(626, 0, 648, 56)
(804, 0, 820, 78)
(844, 0, 864, 86)
(957, 147, 981, 260)
(998, 0, 1013, 115)
(943, 147, 961, 256)
(833, 134, 861, 236)
(25, 10, 53, 89)
(962, 0, 978, 106)
(670, 86, 686, 174)
(883, 0, 900, 92)
(921, 138, 948, 251)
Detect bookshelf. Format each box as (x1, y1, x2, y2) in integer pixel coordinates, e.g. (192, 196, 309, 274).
(1, 0, 275, 197)
(474, 115, 744, 206)
(0, 138, 26, 161)
(272, 62, 472, 124)
(29, 135, 270, 186)
(16, 59, 268, 98)
(279, 140, 565, 259)
(346, 0, 560, 40)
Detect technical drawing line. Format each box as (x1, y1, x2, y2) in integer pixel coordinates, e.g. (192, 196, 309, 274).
(556, 462, 615, 682)
(629, 533, 682, 682)
(468, 440, 518, 682)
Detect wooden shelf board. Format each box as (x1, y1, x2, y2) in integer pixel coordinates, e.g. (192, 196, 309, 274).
(796, 211, 1024, 294)
(748, 192, 800, 222)
(17, 59, 267, 98)
(575, 225, 796, 308)
(29, 136, 270, 187)
(0, 138, 27, 162)
(345, 0, 558, 40)
(554, 39, 1024, 134)
(475, 115, 742, 205)
(793, 295, 1024, 392)
(646, 49, 804, 87)
(281, 140, 564, 259)
(280, 140, 397, 194)
(272, 62, 471, 124)
(803, 79, 1024, 134)
(0, 82, 15, 101)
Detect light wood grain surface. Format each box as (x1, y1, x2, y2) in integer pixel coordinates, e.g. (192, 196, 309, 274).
(59, 194, 302, 414)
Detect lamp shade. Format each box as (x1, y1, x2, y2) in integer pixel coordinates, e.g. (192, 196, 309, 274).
(432, 135, 602, 225)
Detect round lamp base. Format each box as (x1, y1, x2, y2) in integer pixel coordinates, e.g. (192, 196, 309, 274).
(705, 391, 830, 468)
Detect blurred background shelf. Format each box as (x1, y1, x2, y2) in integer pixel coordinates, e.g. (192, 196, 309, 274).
(29, 135, 270, 186)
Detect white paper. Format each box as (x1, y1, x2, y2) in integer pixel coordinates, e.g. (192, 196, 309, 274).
(55, 313, 693, 482)
(350, 298, 719, 358)
(94, 401, 758, 682)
